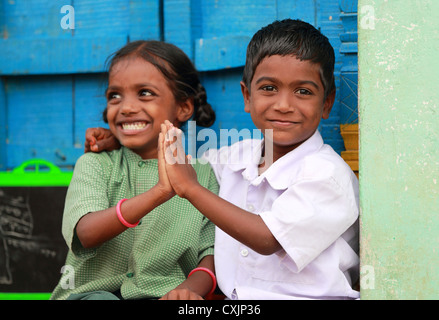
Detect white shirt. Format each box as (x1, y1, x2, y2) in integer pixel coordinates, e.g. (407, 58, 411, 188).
(202, 130, 360, 300)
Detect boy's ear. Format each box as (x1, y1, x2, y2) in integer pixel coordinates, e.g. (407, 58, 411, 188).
(322, 90, 336, 120)
(177, 98, 195, 123)
(240, 81, 251, 113)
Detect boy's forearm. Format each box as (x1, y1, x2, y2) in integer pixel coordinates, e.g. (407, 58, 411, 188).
(174, 255, 215, 298)
(185, 184, 281, 255)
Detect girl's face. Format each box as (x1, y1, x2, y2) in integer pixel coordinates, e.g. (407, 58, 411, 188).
(106, 56, 192, 159)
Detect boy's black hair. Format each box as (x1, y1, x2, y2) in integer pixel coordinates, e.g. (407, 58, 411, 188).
(242, 19, 335, 99)
(103, 40, 215, 127)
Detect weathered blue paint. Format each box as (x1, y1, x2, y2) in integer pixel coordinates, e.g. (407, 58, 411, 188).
(339, 1, 358, 125)
(0, 0, 357, 170)
(0, 77, 6, 171)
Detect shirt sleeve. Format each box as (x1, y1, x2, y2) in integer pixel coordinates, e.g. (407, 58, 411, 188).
(61, 153, 111, 258)
(259, 164, 359, 273)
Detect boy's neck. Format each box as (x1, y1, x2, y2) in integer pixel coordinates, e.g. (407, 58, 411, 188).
(258, 137, 307, 175)
(258, 139, 274, 175)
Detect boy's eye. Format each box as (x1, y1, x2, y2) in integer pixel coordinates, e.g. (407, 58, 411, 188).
(261, 85, 277, 92)
(295, 88, 312, 95)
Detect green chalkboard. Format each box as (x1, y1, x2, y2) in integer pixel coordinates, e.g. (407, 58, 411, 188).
(0, 160, 72, 298)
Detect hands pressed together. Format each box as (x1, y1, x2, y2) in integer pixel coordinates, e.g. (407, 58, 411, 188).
(84, 121, 208, 300)
(84, 120, 200, 202)
(158, 120, 200, 200)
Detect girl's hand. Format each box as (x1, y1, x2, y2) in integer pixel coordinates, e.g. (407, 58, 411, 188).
(84, 127, 120, 153)
(159, 288, 204, 300)
(156, 129, 176, 201)
(161, 120, 199, 198)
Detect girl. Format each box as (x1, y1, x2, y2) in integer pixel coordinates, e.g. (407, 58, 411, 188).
(51, 40, 218, 300)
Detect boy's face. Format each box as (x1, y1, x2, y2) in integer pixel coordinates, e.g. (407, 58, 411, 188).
(241, 55, 334, 157)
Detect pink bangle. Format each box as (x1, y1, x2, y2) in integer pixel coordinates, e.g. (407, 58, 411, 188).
(116, 199, 139, 228)
(188, 267, 217, 296)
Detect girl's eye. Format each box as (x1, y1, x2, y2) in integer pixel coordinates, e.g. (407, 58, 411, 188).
(107, 92, 121, 101)
(296, 88, 312, 95)
(139, 89, 153, 97)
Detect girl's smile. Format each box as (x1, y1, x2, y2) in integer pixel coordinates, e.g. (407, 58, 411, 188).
(118, 120, 150, 135)
(106, 56, 187, 159)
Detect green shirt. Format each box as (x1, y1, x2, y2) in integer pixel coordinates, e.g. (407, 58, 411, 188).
(51, 147, 218, 300)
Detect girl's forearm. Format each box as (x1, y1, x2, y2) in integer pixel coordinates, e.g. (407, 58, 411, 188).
(184, 184, 281, 255)
(75, 185, 172, 248)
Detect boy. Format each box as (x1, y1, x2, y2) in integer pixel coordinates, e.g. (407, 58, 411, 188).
(87, 19, 359, 300)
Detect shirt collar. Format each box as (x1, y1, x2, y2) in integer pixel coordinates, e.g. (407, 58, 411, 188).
(230, 130, 324, 190)
(226, 139, 264, 175)
(122, 146, 158, 166)
(263, 130, 323, 189)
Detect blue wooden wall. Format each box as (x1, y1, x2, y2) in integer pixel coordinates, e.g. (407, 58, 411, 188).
(0, 0, 358, 171)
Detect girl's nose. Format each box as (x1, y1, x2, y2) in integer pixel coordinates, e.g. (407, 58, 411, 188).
(120, 98, 140, 115)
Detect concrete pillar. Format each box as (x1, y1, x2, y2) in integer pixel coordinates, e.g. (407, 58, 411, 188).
(359, 0, 439, 299)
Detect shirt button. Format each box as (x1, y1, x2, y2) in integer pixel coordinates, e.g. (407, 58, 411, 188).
(247, 204, 255, 212)
(126, 272, 134, 278)
(240, 249, 249, 257)
(138, 161, 144, 168)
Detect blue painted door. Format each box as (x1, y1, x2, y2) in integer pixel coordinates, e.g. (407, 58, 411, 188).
(0, 0, 357, 171)
(167, 0, 350, 154)
(0, 0, 161, 170)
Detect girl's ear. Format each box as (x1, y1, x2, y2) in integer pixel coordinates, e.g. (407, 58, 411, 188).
(322, 90, 335, 120)
(176, 98, 195, 123)
(240, 81, 251, 113)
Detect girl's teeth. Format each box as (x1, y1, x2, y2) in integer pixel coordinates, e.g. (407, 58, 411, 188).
(122, 122, 147, 130)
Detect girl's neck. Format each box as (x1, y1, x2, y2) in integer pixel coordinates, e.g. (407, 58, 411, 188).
(128, 146, 158, 160)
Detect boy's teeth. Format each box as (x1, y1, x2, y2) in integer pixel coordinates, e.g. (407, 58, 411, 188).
(122, 122, 147, 130)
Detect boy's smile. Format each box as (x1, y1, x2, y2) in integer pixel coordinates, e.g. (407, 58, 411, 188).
(241, 54, 334, 161)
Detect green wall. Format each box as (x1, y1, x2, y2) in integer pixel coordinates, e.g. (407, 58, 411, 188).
(359, 0, 439, 299)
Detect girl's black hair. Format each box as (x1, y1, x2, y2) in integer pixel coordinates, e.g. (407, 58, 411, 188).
(103, 40, 215, 127)
(242, 19, 335, 99)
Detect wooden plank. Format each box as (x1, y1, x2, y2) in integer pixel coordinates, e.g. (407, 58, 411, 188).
(163, 0, 193, 58)
(0, 0, 161, 75)
(277, 0, 317, 25)
(73, 73, 108, 149)
(0, 37, 127, 75)
(199, 0, 276, 38)
(5, 75, 76, 169)
(340, 0, 358, 13)
(194, 36, 250, 71)
(0, 77, 6, 171)
(1, 0, 159, 40)
(1, 0, 69, 39)
(128, 0, 161, 41)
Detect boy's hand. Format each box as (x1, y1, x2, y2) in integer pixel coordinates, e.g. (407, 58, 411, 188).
(161, 120, 199, 198)
(84, 127, 120, 153)
(159, 288, 203, 300)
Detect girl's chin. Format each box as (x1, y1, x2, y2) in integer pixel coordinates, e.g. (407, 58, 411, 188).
(118, 138, 157, 157)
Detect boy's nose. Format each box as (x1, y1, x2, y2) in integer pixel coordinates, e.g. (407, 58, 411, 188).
(273, 93, 295, 113)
